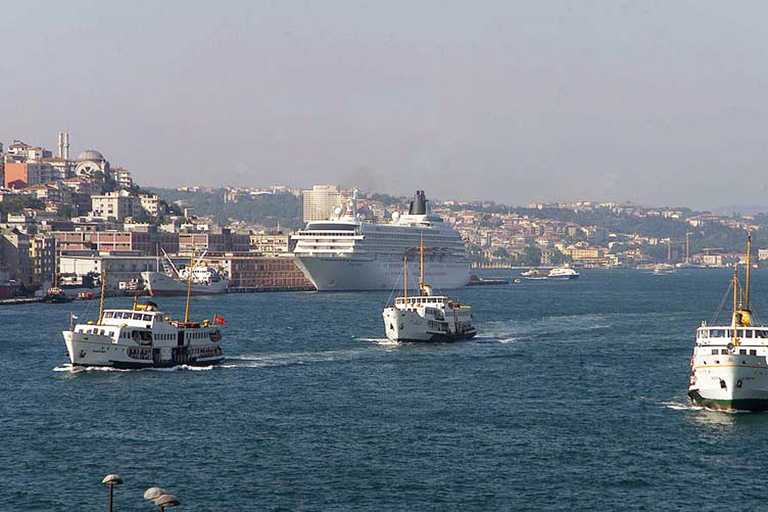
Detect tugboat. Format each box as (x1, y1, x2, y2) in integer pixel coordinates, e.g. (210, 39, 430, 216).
(688, 232, 768, 411)
(42, 286, 73, 304)
(382, 235, 476, 342)
(62, 258, 226, 369)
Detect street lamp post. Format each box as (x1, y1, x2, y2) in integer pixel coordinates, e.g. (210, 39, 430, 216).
(101, 474, 123, 512)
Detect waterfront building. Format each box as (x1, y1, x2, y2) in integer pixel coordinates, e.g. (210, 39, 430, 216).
(302, 185, 345, 223)
(52, 229, 179, 255)
(206, 253, 313, 291)
(59, 253, 184, 292)
(30, 234, 56, 287)
(249, 233, 291, 254)
(179, 230, 250, 254)
(0, 228, 32, 285)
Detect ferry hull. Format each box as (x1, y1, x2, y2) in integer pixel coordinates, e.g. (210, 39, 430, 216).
(296, 256, 470, 291)
(141, 271, 229, 297)
(63, 331, 224, 368)
(688, 389, 768, 412)
(688, 357, 768, 411)
(382, 308, 476, 343)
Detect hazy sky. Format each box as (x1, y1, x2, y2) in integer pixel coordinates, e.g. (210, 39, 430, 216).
(2, 1, 768, 209)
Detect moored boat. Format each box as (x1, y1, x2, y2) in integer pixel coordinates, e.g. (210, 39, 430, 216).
(141, 249, 229, 297)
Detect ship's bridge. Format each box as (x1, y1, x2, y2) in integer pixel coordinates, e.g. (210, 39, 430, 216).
(101, 309, 166, 327)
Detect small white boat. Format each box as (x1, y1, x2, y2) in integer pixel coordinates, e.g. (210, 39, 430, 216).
(547, 267, 579, 280)
(521, 268, 548, 280)
(383, 236, 476, 342)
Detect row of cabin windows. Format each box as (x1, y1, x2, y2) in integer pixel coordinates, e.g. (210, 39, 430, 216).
(104, 311, 156, 322)
(396, 297, 446, 305)
(699, 329, 768, 339)
(188, 331, 208, 339)
(79, 327, 114, 337)
(711, 348, 758, 356)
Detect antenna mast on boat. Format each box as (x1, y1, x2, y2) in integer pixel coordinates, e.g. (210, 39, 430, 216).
(746, 231, 752, 311)
(419, 232, 425, 295)
(184, 247, 195, 323)
(403, 253, 408, 304)
(732, 263, 738, 330)
(98, 266, 106, 325)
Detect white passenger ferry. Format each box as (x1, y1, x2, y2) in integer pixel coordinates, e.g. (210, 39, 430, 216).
(382, 236, 476, 342)
(293, 190, 470, 291)
(62, 265, 225, 369)
(688, 233, 768, 411)
(548, 267, 579, 280)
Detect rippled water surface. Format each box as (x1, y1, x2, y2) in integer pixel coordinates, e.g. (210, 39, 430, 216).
(3, 269, 768, 510)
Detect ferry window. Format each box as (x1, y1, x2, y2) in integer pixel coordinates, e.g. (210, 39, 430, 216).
(758, 331, 768, 338)
(721, 349, 729, 355)
(133, 313, 142, 320)
(746, 330, 754, 338)
(726, 330, 733, 338)
(710, 329, 724, 337)
(738, 330, 746, 338)
(740, 349, 747, 355)
(711, 349, 718, 355)
(104, 312, 112, 318)
(142, 314, 152, 322)
(751, 350, 758, 356)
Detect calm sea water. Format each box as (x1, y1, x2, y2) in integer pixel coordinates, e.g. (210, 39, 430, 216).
(2, 269, 768, 511)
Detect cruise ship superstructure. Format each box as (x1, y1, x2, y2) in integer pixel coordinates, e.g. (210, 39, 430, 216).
(292, 190, 470, 291)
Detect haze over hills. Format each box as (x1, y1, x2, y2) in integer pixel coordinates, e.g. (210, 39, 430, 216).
(4, 2, 768, 208)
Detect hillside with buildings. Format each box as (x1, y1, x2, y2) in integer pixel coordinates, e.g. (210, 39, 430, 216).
(0, 132, 766, 299)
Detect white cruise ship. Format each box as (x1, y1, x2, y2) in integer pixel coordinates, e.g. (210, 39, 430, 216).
(292, 190, 470, 291)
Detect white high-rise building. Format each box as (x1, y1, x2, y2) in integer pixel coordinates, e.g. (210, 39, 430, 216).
(302, 185, 345, 223)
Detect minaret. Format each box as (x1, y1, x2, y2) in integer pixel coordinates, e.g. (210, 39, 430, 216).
(57, 131, 63, 158)
(64, 131, 70, 160)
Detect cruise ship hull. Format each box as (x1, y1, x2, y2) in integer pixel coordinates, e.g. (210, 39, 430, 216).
(294, 256, 471, 291)
(141, 271, 229, 297)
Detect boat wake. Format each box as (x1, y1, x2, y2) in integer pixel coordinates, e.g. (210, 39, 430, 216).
(356, 337, 400, 345)
(661, 400, 704, 411)
(53, 363, 217, 373)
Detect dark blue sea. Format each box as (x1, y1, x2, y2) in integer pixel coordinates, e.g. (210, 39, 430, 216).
(3, 269, 768, 511)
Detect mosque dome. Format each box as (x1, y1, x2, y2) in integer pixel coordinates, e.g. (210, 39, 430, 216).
(77, 149, 105, 162)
